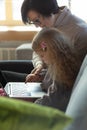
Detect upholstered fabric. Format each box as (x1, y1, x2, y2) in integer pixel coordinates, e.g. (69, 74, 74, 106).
(64, 65, 87, 130)
(0, 60, 34, 73)
(16, 43, 33, 60)
(73, 55, 87, 90)
(0, 97, 72, 130)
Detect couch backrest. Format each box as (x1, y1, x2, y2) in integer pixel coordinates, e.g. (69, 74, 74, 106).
(72, 55, 87, 90)
(64, 55, 87, 130)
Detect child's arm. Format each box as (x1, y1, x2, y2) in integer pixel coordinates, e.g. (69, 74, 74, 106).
(25, 69, 47, 83)
(31, 52, 45, 76)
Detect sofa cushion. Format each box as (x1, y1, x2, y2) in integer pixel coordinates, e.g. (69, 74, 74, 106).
(65, 65, 87, 130)
(0, 97, 72, 130)
(73, 54, 87, 89)
(16, 43, 33, 60)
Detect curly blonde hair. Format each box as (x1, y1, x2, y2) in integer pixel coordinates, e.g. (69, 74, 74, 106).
(32, 28, 80, 88)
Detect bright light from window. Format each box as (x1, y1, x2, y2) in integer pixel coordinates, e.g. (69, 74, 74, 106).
(12, 0, 24, 20)
(71, 0, 87, 20)
(57, 0, 87, 21)
(0, 0, 5, 20)
(57, 0, 69, 8)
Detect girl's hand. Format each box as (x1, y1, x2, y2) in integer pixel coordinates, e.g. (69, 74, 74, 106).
(25, 73, 44, 83)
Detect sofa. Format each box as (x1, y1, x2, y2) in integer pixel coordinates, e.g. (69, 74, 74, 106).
(0, 55, 87, 130)
(16, 43, 33, 60)
(0, 60, 34, 74)
(64, 54, 87, 130)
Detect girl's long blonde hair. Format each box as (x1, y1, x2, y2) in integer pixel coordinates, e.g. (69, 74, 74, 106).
(32, 28, 80, 88)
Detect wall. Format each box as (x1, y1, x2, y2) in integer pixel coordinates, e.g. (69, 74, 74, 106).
(0, 30, 37, 41)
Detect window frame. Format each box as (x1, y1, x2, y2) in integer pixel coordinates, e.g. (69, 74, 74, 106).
(0, 0, 24, 26)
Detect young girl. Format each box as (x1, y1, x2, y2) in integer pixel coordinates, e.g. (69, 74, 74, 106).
(32, 28, 80, 111)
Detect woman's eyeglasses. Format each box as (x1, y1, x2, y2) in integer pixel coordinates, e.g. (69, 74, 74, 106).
(27, 15, 44, 25)
(27, 17, 41, 25)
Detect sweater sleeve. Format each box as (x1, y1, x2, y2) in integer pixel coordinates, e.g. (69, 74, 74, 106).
(35, 82, 71, 111)
(32, 51, 44, 68)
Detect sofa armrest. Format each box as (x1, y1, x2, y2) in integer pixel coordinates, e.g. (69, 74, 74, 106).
(0, 60, 34, 74)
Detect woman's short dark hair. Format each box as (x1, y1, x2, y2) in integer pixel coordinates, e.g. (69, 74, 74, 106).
(21, 0, 59, 24)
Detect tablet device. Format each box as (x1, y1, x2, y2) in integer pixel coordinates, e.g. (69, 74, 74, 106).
(4, 82, 46, 100)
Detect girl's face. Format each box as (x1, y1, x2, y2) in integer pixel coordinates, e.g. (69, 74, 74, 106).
(36, 49, 50, 65)
(27, 10, 55, 28)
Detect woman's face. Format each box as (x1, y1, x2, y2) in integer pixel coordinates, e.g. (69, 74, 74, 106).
(27, 10, 55, 28)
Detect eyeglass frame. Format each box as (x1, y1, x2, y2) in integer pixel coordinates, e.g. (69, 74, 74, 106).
(27, 15, 42, 25)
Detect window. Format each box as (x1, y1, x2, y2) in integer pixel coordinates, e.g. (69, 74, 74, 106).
(57, 0, 87, 21)
(0, 0, 24, 26)
(71, 0, 87, 21)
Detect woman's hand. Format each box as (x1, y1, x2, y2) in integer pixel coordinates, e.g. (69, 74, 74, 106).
(31, 64, 43, 75)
